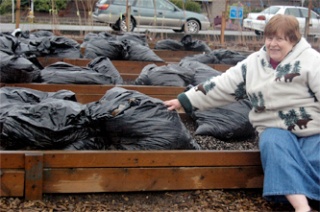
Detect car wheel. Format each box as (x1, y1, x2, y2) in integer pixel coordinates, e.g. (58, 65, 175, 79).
(184, 19, 200, 34)
(119, 17, 135, 32)
(254, 30, 263, 36)
(173, 29, 184, 33)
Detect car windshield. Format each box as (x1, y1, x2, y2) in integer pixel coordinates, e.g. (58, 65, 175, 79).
(261, 6, 280, 14)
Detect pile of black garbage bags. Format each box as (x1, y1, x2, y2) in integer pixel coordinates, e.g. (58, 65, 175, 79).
(0, 86, 200, 151)
(0, 30, 164, 84)
(0, 30, 256, 151)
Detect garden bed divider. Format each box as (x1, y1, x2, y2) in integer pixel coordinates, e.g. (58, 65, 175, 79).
(0, 150, 263, 200)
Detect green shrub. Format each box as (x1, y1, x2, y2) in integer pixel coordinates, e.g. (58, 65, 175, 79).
(0, 0, 11, 15)
(0, 0, 28, 15)
(170, 0, 201, 13)
(34, 0, 68, 13)
(0, 0, 68, 15)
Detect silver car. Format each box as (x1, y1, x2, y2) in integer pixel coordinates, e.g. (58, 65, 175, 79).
(243, 5, 320, 36)
(92, 0, 210, 33)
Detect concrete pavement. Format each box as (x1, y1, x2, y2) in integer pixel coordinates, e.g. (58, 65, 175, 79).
(0, 22, 256, 37)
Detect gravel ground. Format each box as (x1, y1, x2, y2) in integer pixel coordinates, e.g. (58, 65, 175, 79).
(1, 189, 296, 212)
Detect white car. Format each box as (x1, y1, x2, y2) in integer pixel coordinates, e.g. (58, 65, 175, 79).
(243, 5, 320, 36)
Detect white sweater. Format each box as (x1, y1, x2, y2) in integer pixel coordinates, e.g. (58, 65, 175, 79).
(179, 38, 320, 137)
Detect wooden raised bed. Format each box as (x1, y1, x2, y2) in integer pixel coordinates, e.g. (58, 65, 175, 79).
(37, 57, 233, 74)
(0, 67, 262, 200)
(0, 83, 185, 103)
(0, 84, 263, 200)
(79, 47, 203, 63)
(0, 150, 262, 200)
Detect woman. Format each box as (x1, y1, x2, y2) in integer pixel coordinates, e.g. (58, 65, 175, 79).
(164, 14, 320, 212)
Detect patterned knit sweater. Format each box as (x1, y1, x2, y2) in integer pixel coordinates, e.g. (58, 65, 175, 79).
(178, 37, 320, 137)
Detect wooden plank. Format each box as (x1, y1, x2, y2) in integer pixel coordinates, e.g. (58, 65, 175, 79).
(37, 57, 232, 74)
(0, 151, 25, 168)
(0, 83, 184, 103)
(111, 60, 165, 74)
(121, 73, 139, 81)
(154, 50, 202, 62)
(43, 151, 261, 168)
(0, 84, 185, 95)
(24, 153, 43, 200)
(75, 94, 178, 103)
(42, 166, 263, 193)
(0, 169, 25, 197)
(37, 57, 64, 67)
(211, 64, 233, 72)
(78, 48, 201, 63)
(37, 57, 166, 74)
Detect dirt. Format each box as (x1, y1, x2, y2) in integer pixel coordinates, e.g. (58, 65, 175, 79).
(1, 189, 297, 211)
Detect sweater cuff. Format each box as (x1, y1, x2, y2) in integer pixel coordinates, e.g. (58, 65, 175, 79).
(178, 93, 193, 115)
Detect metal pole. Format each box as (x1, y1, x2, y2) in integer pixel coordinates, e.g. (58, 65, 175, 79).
(126, 0, 130, 31)
(12, 0, 15, 23)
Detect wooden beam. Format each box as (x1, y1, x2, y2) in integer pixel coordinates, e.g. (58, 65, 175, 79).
(42, 150, 261, 168)
(0, 169, 24, 197)
(43, 166, 263, 193)
(24, 153, 43, 200)
(15, 0, 20, 29)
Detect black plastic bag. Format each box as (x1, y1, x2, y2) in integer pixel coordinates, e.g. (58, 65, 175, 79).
(0, 87, 82, 150)
(0, 51, 41, 83)
(41, 58, 123, 84)
(154, 39, 184, 51)
(192, 99, 255, 141)
(84, 39, 126, 59)
(181, 49, 247, 65)
(155, 35, 211, 53)
(115, 32, 149, 46)
(63, 137, 108, 150)
(1, 99, 93, 150)
(123, 40, 163, 62)
(135, 63, 194, 86)
(180, 35, 211, 53)
(87, 87, 200, 150)
(179, 60, 222, 85)
(14, 35, 81, 58)
(0, 33, 20, 54)
(87, 56, 123, 84)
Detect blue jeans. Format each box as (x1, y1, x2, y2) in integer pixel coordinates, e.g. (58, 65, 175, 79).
(259, 128, 320, 202)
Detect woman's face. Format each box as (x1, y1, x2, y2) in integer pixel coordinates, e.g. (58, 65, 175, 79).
(265, 33, 295, 62)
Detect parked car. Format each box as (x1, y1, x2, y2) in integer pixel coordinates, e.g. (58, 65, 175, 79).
(92, 0, 211, 33)
(243, 5, 320, 36)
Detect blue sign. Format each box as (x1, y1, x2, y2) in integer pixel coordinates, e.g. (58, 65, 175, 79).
(229, 6, 243, 19)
